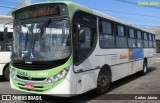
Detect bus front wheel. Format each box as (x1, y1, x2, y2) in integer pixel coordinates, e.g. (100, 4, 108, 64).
(4, 66, 10, 81)
(95, 69, 111, 95)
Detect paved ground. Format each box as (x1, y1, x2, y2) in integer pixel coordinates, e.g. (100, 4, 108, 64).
(0, 62, 160, 103)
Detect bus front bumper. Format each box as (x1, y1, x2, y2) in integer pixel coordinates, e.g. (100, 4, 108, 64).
(10, 75, 73, 96)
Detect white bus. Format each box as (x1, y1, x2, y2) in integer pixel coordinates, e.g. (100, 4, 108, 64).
(0, 25, 13, 80)
(10, 1, 156, 96)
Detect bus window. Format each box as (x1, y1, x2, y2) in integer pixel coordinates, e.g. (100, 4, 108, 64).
(76, 26, 96, 63)
(149, 34, 152, 40)
(143, 33, 149, 48)
(149, 34, 153, 48)
(99, 21, 115, 48)
(0, 32, 5, 51)
(137, 31, 143, 47)
(117, 25, 125, 36)
(6, 32, 13, 51)
(153, 35, 156, 48)
(100, 21, 111, 34)
(129, 29, 134, 38)
(73, 11, 97, 64)
(0, 32, 4, 41)
(137, 31, 142, 39)
(116, 25, 127, 48)
(80, 27, 92, 48)
(128, 28, 136, 48)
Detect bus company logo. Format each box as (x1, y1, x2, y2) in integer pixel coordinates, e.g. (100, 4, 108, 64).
(120, 54, 128, 59)
(30, 53, 34, 60)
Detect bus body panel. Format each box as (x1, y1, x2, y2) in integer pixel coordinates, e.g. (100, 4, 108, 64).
(0, 52, 11, 75)
(0, 64, 5, 75)
(144, 48, 156, 66)
(10, 64, 100, 95)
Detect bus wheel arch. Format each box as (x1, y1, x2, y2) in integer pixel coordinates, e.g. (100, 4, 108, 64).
(95, 64, 111, 94)
(3, 63, 10, 81)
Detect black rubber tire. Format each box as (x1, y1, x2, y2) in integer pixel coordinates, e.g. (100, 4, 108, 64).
(140, 61, 147, 75)
(4, 66, 10, 81)
(95, 69, 111, 95)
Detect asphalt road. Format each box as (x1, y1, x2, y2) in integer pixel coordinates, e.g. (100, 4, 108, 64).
(0, 63, 160, 103)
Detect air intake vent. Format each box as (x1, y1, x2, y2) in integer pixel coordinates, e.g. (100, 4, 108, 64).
(13, 63, 53, 70)
(12, 57, 69, 70)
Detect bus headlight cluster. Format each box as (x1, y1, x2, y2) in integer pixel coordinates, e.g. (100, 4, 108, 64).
(46, 67, 69, 83)
(46, 78, 52, 83)
(11, 74, 16, 79)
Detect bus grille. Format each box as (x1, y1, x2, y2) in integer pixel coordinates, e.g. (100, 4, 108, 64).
(16, 75, 46, 81)
(12, 57, 69, 70)
(12, 63, 54, 70)
(19, 87, 44, 92)
(17, 83, 45, 92)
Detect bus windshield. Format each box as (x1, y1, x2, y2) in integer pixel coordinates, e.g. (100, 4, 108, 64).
(13, 20, 70, 61)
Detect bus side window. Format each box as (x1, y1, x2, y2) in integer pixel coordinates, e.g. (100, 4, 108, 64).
(99, 20, 115, 48)
(149, 34, 153, 48)
(6, 32, 13, 51)
(153, 35, 156, 48)
(143, 33, 149, 48)
(136, 30, 143, 47)
(116, 25, 127, 48)
(0, 32, 5, 51)
(128, 28, 136, 48)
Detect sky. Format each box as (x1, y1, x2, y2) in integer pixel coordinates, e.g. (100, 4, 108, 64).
(0, 0, 160, 28)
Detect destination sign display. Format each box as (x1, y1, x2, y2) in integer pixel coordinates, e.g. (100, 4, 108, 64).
(15, 5, 59, 20)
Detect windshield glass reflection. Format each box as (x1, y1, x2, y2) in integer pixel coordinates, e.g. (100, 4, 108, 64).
(13, 20, 70, 61)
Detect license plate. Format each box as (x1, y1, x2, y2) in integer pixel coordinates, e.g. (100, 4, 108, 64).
(24, 84, 34, 90)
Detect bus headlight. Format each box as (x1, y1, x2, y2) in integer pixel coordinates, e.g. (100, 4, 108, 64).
(47, 78, 52, 83)
(53, 68, 69, 82)
(46, 67, 69, 83)
(11, 74, 16, 79)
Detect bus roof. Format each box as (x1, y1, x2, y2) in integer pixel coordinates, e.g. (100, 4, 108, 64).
(12, 1, 155, 34)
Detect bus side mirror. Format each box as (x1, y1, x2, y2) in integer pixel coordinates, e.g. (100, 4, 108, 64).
(79, 28, 85, 43)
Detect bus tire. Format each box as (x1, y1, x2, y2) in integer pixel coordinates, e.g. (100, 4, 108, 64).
(95, 68, 111, 95)
(140, 60, 147, 75)
(4, 66, 10, 81)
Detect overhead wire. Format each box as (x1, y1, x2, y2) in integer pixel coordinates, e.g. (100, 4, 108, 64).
(0, 6, 15, 9)
(0, 0, 19, 4)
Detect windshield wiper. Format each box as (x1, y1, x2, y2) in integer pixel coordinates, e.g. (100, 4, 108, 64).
(34, 18, 51, 40)
(24, 31, 29, 50)
(31, 18, 51, 51)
